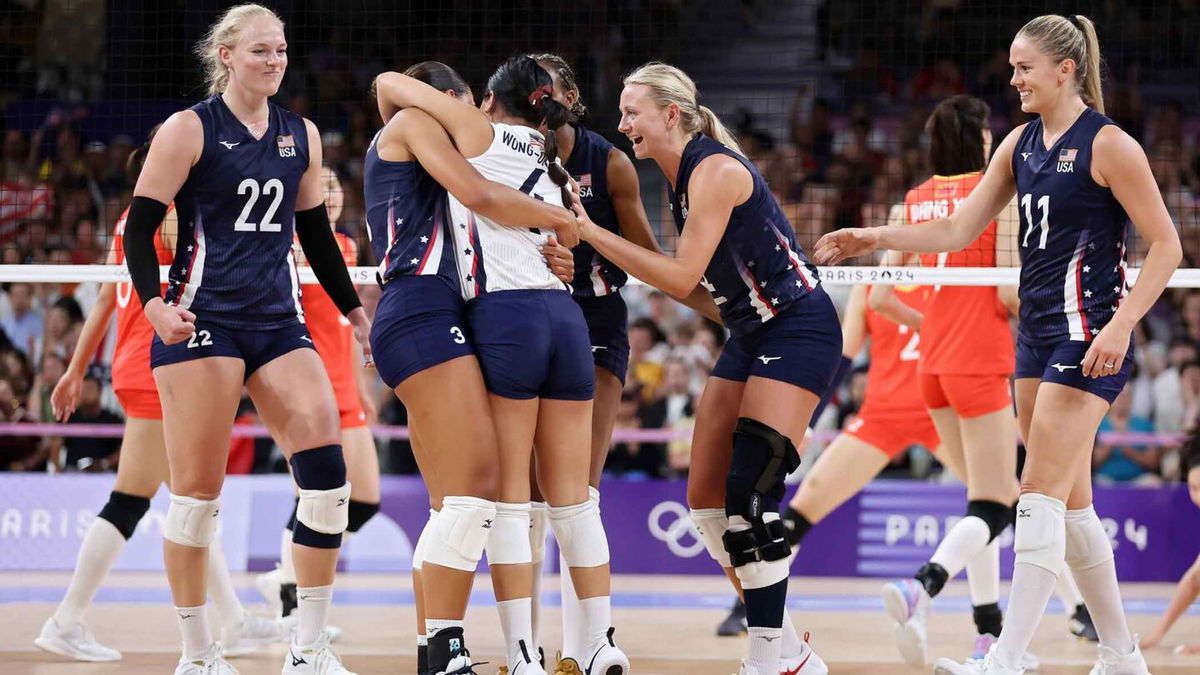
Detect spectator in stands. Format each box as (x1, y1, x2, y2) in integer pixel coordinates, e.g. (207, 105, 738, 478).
(1154, 338, 1196, 433)
(29, 350, 65, 422)
(0, 282, 43, 357)
(38, 296, 82, 364)
(1094, 385, 1161, 484)
(628, 317, 669, 399)
(52, 370, 121, 472)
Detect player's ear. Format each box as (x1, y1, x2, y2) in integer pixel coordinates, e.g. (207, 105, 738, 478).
(666, 102, 681, 130)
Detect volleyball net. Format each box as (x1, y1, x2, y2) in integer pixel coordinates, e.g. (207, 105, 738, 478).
(2, 3, 1199, 463)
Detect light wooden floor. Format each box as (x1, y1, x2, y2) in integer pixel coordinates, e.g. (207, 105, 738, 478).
(2, 573, 1197, 674)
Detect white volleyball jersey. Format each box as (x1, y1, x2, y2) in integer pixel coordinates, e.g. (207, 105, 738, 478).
(448, 122, 568, 299)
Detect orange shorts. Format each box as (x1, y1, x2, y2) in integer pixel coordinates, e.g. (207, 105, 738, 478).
(920, 373, 1012, 418)
(843, 410, 940, 459)
(115, 388, 163, 420)
(335, 389, 368, 429)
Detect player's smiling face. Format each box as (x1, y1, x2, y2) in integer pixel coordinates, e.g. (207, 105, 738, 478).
(618, 84, 669, 160)
(1009, 35, 1073, 115)
(222, 15, 287, 97)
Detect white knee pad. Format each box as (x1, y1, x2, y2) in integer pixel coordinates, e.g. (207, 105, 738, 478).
(486, 502, 532, 565)
(728, 514, 791, 589)
(297, 482, 352, 535)
(422, 496, 496, 572)
(1064, 505, 1114, 571)
(529, 501, 549, 565)
(164, 494, 221, 548)
(690, 508, 731, 568)
(550, 500, 609, 568)
(1013, 493, 1066, 575)
(412, 508, 437, 572)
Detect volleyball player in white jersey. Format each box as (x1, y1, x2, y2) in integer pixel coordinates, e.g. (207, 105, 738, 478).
(817, 14, 1180, 675)
(375, 56, 628, 675)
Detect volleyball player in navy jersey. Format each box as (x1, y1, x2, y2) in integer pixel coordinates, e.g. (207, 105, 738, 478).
(367, 60, 580, 675)
(817, 14, 1180, 675)
(376, 57, 629, 675)
(121, 5, 365, 674)
(573, 61, 835, 675)
(530, 53, 722, 666)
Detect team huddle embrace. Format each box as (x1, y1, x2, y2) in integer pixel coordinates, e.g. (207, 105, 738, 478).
(31, 3, 1182, 675)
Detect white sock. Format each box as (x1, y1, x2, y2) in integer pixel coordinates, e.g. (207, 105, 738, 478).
(579, 596, 611, 653)
(1054, 561, 1084, 614)
(53, 517, 126, 628)
(1066, 507, 1134, 655)
(747, 626, 784, 672)
(206, 537, 244, 626)
(295, 584, 333, 646)
(930, 515, 992, 581)
(280, 528, 296, 584)
(994, 494, 1065, 669)
(176, 604, 213, 660)
(497, 598, 534, 665)
(529, 501, 548, 647)
(780, 610, 805, 659)
(426, 618, 464, 638)
(966, 540, 1001, 606)
(560, 554, 583, 658)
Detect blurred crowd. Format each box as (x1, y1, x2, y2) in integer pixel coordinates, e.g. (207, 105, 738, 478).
(3, 1, 1200, 485)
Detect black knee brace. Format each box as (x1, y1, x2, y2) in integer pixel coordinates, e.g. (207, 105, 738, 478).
(722, 417, 801, 567)
(347, 500, 380, 533)
(286, 496, 299, 532)
(968, 500, 1012, 543)
(97, 491, 151, 540)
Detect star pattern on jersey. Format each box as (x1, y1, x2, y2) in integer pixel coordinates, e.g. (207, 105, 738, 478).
(771, 298, 780, 306)
(396, 217, 404, 226)
(774, 244, 781, 251)
(465, 274, 474, 282)
(1083, 265, 1090, 273)
(794, 280, 804, 288)
(458, 223, 467, 229)
(1113, 286, 1121, 293)
(747, 260, 756, 268)
(410, 258, 419, 265)
(420, 236, 428, 243)
(1091, 328, 1100, 335)
(1084, 290, 1093, 298)
(187, 245, 194, 252)
(463, 248, 473, 256)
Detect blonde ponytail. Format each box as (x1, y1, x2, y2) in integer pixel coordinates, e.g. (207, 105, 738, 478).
(624, 62, 744, 156)
(195, 3, 283, 95)
(1017, 14, 1105, 113)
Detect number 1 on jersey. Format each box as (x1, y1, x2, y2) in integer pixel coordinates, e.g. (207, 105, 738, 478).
(1020, 193, 1050, 250)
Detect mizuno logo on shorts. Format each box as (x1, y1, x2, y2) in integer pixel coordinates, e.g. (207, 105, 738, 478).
(591, 346, 607, 352)
(1050, 363, 1078, 372)
(757, 355, 781, 364)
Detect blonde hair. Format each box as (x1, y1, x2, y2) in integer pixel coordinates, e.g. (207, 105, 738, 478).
(195, 3, 284, 95)
(1017, 14, 1104, 114)
(623, 62, 744, 156)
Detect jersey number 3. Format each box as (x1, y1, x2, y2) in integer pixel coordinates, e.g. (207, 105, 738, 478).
(234, 178, 285, 232)
(1020, 194, 1050, 250)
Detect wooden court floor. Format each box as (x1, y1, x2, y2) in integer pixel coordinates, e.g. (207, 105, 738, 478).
(1, 573, 1197, 674)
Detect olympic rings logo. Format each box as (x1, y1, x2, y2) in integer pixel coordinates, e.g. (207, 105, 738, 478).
(647, 500, 706, 558)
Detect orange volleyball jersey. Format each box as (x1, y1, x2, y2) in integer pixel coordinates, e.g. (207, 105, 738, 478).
(111, 204, 175, 392)
(905, 173, 1014, 375)
(858, 285, 929, 416)
(300, 233, 361, 407)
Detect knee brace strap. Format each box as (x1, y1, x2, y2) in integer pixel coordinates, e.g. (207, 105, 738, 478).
(529, 501, 549, 565)
(1013, 493, 1066, 575)
(98, 490, 151, 540)
(485, 502, 532, 565)
(690, 508, 732, 568)
(347, 500, 380, 533)
(968, 500, 1012, 543)
(550, 500, 610, 568)
(723, 513, 791, 567)
(727, 417, 801, 520)
(423, 496, 495, 572)
(1064, 505, 1114, 571)
(164, 494, 221, 548)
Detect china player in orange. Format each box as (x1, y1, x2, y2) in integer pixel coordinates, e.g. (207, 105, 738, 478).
(776, 282, 939, 573)
(257, 166, 382, 632)
(874, 95, 1043, 668)
(37, 128, 281, 663)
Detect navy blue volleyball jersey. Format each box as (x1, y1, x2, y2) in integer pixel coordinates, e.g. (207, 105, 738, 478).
(363, 129, 457, 288)
(166, 95, 309, 329)
(1011, 108, 1130, 345)
(565, 124, 628, 297)
(668, 135, 820, 337)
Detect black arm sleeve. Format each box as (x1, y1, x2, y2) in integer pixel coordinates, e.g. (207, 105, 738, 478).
(123, 196, 169, 307)
(295, 204, 362, 316)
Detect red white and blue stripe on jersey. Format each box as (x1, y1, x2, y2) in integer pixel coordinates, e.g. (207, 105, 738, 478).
(668, 134, 822, 337)
(165, 95, 309, 329)
(364, 130, 459, 290)
(459, 211, 489, 300)
(1012, 108, 1131, 345)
